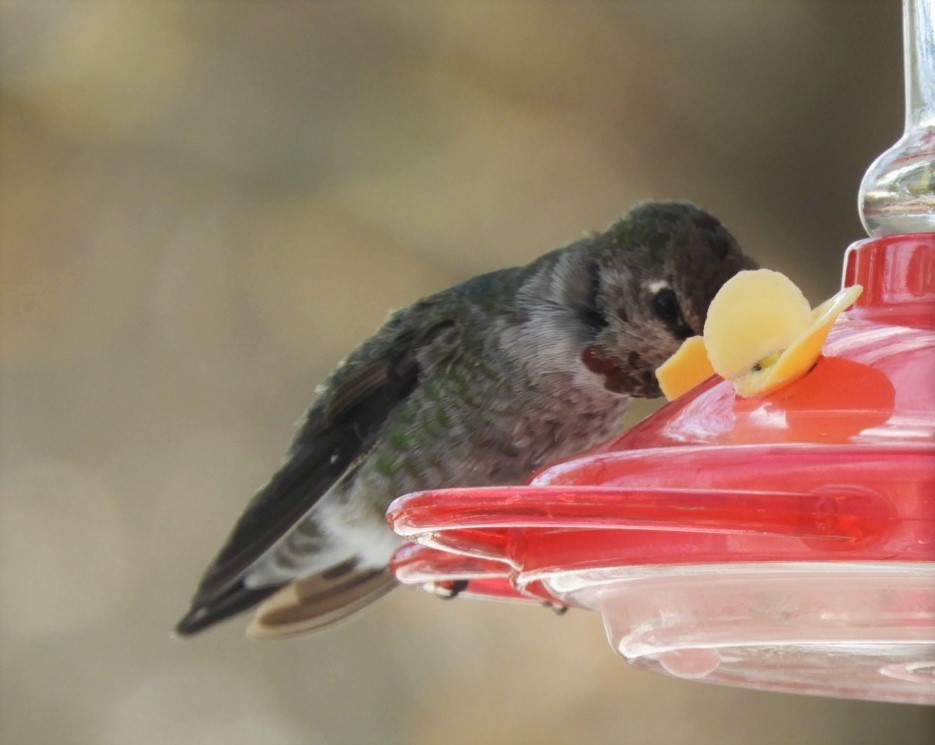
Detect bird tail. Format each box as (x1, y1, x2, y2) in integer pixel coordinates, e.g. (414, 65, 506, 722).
(174, 559, 396, 639)
(246, 562, 396, 639)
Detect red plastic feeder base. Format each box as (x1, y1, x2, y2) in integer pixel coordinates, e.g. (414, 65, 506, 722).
(387, 234, 935, 704)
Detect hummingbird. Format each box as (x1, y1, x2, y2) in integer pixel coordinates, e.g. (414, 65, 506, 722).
(175, 201, 756, 639)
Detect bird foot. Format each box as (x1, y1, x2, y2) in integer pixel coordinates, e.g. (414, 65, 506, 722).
(439, 579, 469, 599)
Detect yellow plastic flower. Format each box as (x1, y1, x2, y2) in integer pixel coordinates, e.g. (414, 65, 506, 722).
(655, 269, 862, 400)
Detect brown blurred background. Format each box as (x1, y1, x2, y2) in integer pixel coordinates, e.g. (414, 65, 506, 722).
(2, 1, 934, 744)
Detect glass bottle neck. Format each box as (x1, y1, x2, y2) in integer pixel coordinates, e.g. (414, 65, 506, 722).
(905, 0, 934, 129)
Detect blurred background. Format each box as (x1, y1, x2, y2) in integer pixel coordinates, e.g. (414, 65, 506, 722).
(2, 1, 934, 743)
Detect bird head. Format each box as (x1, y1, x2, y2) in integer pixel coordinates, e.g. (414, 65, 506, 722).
(529, 201, 757, 398)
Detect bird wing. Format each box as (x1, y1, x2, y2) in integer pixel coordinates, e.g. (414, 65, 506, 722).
(176, 308, 456, 634)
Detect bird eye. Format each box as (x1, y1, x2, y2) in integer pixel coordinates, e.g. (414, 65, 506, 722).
(652, 288, 681, 322)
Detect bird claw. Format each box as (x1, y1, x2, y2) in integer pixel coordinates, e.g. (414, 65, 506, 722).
(439, 579, 469, 599)
(543, 601, 569, 615)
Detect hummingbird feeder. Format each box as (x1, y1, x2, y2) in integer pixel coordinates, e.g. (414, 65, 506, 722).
(387, 0, 935, 704)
